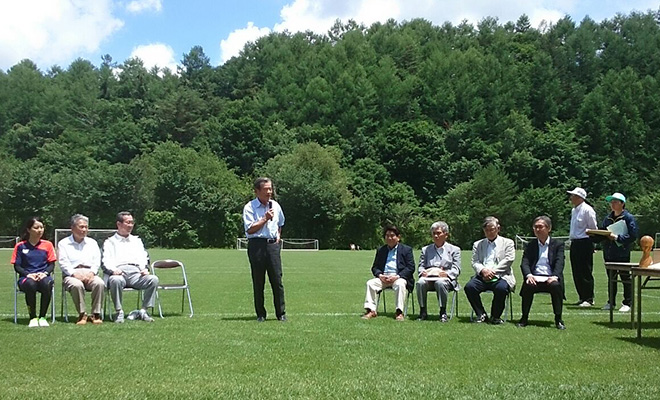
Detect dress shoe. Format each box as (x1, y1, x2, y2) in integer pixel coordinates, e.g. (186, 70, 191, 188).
(361, 310, 377, 320)
(76, 313, 87, 325)
(417, 313, 428, 321)
(516, 319, 528, 328)
(278, 315, 287, 322)
(439, 313, 449, 323)
(556, 321, 566, 330)
(256, 316, 266, 322)
(490, 318, 505, 325)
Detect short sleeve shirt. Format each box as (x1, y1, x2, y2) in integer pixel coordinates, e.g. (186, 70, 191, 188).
(11, 240, 57, 274)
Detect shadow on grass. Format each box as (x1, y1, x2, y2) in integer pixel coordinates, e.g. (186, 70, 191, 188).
(592, 320, 637, 330)
(619, 336, 660, 349)
(219, 315, 264, 322)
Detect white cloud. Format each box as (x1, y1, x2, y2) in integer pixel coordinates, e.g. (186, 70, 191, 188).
(216, 0, 660, 65)
(0, 0, 123, 71)
(220, 22, 272, 64)
(129, 43, 178, 73)
(125, 0, 162, 14)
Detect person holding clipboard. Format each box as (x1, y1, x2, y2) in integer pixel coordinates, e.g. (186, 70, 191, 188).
(588, 192, 638, 312)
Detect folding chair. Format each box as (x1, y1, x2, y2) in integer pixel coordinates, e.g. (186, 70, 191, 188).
(103, 278, 143, 321)
(377, 286, 415, 317)
(14, 273, 56, 324)
(150, 259, 193, 318)
(61, 279, 104, 322)
(415, 283, 460, 320)
(470, 289, 514, 322)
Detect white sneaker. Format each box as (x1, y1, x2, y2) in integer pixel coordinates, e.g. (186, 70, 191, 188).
(619, 304, 631, 312)
(28, 318, 39, 328)
(139, 309, 154, 322)
(126, 310, 140, 320)
(578, 301, 593, 307)
(38, 317, 50, 327)
(601, 303, 611, 310)
(115, 310, 124, 323)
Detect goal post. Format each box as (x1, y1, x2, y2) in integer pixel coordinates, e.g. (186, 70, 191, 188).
(236, 238, 319, 251)
(515, 235, 571, 250)
(54, 228, 117, 249)
(0, 235, 19, 250)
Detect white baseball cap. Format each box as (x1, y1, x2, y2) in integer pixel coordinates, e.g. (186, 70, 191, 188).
(567, 187, 587, 199)
(605, 192, 626, 203)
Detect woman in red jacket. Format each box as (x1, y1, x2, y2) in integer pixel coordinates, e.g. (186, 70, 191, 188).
(11, 217, 57, 327)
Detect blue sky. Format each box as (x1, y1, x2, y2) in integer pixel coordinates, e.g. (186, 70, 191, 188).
(1, 0, 658, 72)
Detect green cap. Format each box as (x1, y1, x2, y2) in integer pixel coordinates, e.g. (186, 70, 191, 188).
(605, 192, 626, 203)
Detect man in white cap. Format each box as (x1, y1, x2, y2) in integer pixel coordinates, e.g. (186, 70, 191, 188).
(567, 187, 597, 307)
(596, 192, 638, 312)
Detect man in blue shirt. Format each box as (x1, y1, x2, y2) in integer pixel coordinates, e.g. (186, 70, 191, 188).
(243, 177, 286, 322)
(362, 225, 415, 321)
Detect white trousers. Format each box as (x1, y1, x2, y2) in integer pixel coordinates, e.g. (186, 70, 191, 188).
(363, 277, 407, 312)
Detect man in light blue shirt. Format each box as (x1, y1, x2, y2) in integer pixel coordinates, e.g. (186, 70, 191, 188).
(243, 177, 286, 322)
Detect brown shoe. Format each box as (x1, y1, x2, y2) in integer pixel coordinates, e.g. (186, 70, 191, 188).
(76, 313, 87, 325)
(361, 310, 377, 320)
(395, 313, 405, 321)
(91, 314, 103, 325)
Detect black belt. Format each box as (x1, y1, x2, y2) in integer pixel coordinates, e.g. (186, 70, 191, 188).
(249, 238, 278, 244)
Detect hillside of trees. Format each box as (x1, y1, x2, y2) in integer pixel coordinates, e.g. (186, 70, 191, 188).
(2, 11, 660, 250)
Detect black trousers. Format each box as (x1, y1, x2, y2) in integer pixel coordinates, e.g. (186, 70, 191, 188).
(520, 280, 563, 322)
(570, 238, 594, 303)
(247, 239, 285, 319)
(18, 276, 53, 319)
(465, 276, 509, 319)
(605, 256, 632, 307)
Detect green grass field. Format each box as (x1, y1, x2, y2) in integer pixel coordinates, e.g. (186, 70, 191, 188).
(1, 248, 659, 399)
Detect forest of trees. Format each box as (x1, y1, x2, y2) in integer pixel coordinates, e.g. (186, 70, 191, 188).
(2, 11, 660, 250)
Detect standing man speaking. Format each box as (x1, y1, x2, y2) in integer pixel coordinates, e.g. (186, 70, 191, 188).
(243, 177, 286, 322)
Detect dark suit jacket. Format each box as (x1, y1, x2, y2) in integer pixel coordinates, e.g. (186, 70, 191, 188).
(520, 237, 565, 297)
(371, 243, 415, 292)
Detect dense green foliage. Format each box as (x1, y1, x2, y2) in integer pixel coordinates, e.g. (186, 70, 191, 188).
(2, 12, 660, 248)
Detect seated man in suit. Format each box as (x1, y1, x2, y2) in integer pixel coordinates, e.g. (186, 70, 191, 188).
(465, 216, 516, 324)
(362, 225, 415, 321)
(416, 221, 461, 322)
(517, 216, 566, 330)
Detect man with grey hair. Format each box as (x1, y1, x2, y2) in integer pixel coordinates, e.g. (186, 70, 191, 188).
(517, 216, 566, 330)
(465, 216, 516, 324)
(416, 221, 461, 322)
(102, 211, 158, 323)
(58, 214, 104, 325)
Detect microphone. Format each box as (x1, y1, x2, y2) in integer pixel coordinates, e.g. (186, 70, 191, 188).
(268, 201, 272, 210)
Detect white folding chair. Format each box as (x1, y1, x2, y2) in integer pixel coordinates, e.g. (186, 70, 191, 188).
(14, 273, 56, 324)
(150, 259, 193, 318)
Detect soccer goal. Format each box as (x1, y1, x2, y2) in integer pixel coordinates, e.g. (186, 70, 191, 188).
(54, 229, 117, 249)
(515, 235, 571, 250)
(236, 238, 319, 251)
(0, 235, 19, 250)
